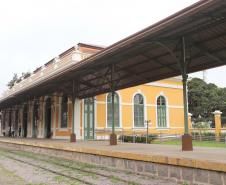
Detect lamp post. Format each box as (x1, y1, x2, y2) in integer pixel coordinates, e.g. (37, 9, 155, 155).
(145, 120, 151, 144)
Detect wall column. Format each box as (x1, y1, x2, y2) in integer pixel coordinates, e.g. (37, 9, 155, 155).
(1, 111, 5, 134)
(74, 98, 81, 139)
(188, 113, 192, 134)
(213, 110, 222, 142)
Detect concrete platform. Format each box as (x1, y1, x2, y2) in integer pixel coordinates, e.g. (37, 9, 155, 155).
(0, 137, 226, 173)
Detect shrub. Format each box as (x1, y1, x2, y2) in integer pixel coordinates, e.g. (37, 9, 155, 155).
(193, 121, 211, 128)
(119, 134, 157, 143)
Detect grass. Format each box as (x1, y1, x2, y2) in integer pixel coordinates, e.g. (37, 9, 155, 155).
(0, 163, 26, 185)
(152, 140, 226, 148)
(0, 148, 141, 185)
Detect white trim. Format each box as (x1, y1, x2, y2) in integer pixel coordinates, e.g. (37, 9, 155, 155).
(94, 97, 97, 139)
(168, 105, 184, 109)
(121, 102, 132, 106)
(171, 76, 182, 81)
(96, 101, 105, 104)
(95, 127, 105, 129)
(105, 92, 122, 128)
(82, 99, 84, 139)
(132, 92, 147, 128)
(52, 136, 69, 140)
(155, 93, 170, 129)
(146, 104, 156, 107)
(156, 127, 170, 130)
(56, 128, 71, 131)
(74, 98, 81, 139)
(96, 135, 109, 140)
(170, 126, 184, 129)
(145, 82, 182, 89)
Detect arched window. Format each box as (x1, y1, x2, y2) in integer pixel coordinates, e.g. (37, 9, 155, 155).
(157, 96, 167, 127)
(61, 95, 68, 128)
(107, 93, 120, 127)
(134, 94, 144, 127)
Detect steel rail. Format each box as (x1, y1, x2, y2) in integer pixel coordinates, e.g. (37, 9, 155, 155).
(5, 150, 142, 185)
(4, 155, 94, 185)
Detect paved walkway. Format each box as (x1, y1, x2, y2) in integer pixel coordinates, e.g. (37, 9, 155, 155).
(0, 137, 226, 172)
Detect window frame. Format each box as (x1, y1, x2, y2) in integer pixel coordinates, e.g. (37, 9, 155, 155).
(106, 92, 120, 128)
(133, 93, 145, 128)
(61, 95, 68, 128)
(156, 95, 168, 128)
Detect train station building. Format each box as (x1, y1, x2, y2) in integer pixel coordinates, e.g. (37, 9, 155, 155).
(0, 0, 225, 152)
(0, 43, 185, 140)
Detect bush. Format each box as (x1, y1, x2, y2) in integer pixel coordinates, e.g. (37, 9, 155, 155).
(222, 116, 226, 126)
(119, 134, 157, 143)
(191, 132, 215, 137)
(193, 121, 211, 128)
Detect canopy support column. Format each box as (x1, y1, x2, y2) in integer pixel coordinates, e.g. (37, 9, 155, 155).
(181, 37, 193, 151)
(70, 80, 76, 142)
(110, 64, 117, 145)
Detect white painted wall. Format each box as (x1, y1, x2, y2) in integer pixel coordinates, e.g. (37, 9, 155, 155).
(74, 98, 81, 139)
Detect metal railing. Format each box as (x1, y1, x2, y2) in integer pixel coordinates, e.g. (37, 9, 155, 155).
(94, 128, 226, 145)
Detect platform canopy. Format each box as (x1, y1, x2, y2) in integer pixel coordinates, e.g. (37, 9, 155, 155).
(0, 0, 226, 108)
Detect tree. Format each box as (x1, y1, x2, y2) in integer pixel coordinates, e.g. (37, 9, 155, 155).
(188, 78, 226, 123)
(7, 73, 18, 89)
(21, 72, 31, 79)
(7, 72, 31, 89)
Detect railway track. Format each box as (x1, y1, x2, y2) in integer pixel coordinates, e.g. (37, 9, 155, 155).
(5, 155, 95, 185)
(3, 149, 143, 185)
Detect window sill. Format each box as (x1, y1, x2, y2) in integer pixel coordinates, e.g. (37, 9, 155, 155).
(106, 127, 122, 130)
(132, 127, 146, 130)
(156, 127, 170, 130)
(56, 128, 71, 131)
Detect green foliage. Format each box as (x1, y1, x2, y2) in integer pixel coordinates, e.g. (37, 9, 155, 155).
(119, 134, 157, 143)
(191, 132, 215, 137)
(22, 72, 31, 79)
(7, 72, 31, 89)
(222, 116, 226, 127)
(188, 78, 226, 122)
(193, 121, 211, 128)
(7, 73, 18, 89)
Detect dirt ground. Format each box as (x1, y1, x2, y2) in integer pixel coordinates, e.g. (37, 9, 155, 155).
(0, 147, 183, 185)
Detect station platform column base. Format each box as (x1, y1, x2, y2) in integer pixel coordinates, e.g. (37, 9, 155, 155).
(182, 134, 193, 151)
(110, 133, 117, 145)
(70, 133, 76, 142)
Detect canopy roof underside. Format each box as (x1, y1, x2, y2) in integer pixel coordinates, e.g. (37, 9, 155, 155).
(1, 0, 226, 108)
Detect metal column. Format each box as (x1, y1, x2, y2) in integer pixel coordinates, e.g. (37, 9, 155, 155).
(110, 64, 117, 145)
(111, 91, 115, 134)
(181, 37, 193, 151)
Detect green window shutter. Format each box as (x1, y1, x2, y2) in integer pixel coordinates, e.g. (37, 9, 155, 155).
(134, 94, 144, 127)
(157, 96, 167, 128)
(107, 93, 120, 127)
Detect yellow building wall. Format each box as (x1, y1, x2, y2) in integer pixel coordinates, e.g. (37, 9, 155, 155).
(53, 77, 185, 139)
(95, 78, 184, 135)
(54, 96, 72, 138)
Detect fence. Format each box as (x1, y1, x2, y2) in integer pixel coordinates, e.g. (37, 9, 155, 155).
(94, 128, 226, 145)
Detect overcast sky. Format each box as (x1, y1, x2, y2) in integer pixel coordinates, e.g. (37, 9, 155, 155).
(0, 0, 226, 96)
